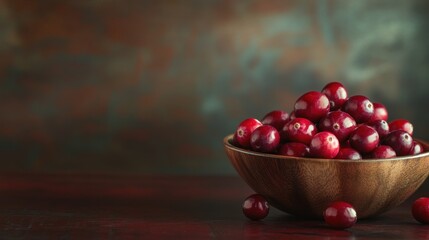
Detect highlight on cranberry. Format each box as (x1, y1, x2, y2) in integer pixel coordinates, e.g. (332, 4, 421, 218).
(242, 194, 270, 220)
(323, 201, 357, 229)
(230, 82, 426, 159)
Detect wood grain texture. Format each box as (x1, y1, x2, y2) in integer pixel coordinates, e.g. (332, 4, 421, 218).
(3, 173, 429, 239)
(224, 134, 429, 219)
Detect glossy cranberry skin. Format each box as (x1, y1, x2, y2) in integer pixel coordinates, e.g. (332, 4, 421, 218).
(324, 201, 357, 229)
(242, 194, 269, 220)
(410, 141, 424, 155)
(281, 118, 317, 145)
(349, 125, 379, 154)
(279, 142, 309, 157)
(389, 119, 414, 136)
(234, 118, 263, 148)
(412, 197, 429, 224)
(318, 111, 356, 142)
(369, 102, 388, 122)
(342, 95, 374, 123)
(368, 120, 390, 138)
(383, 130, 413, 156)
(261, 110, 289, 131)
(321, 82, 348, 110)
(335, 147, 362, 160)
(309, 132, 340, 158)
(250, 125, 280, 153)
(371, 145, 397, 159)
(294, 91, 330, 122)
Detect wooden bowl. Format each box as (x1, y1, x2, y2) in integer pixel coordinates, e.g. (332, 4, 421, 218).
(224, 134, 429, 219)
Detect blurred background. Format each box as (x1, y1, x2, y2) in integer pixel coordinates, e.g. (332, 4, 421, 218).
(0, 0, 428, 175)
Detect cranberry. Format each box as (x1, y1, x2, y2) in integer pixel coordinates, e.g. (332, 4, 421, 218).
(281, 118, 317, 145)
(309, 132, 340, 158)
(324, 201, 357, 229)
(389, 119, 414, 136)
(369, 102, 388, 122)
(242, 194, 270, 220)
(288, 110, 296, 122)
(383, 130, 413, 156)
(342, 95, 374, 123)
(335, 147, 362, 160)
(321, 82, 348, 110)
(410, 141, 424, 155)
(294, 91, 330, 122)
(279, 142, 309, 157)
(349, 125, 380, 154)
(371, 145, 397, 159)
(234, 118, 263, 148)
(261, 110, 289, 131)
(412, 197, 429, 224)
(250, 125, 280, 153)
(367, 120, 390, 138)
(318, 111, 356, 142)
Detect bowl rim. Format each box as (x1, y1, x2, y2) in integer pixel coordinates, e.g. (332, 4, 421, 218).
(224, 134, 429, 163)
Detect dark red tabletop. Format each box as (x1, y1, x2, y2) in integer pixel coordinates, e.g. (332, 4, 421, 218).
(0, 172, 428, 239)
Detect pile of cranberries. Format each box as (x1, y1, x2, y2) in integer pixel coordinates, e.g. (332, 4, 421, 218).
(232, 82, 425, 159)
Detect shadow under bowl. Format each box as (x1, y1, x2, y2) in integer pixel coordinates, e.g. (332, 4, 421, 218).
(224, 134, 429, 219)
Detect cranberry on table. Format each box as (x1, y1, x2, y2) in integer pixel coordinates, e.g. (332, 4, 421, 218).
(383, 130, 413, 156)
(309, 132, 340, 158)
(349, 125, 380, 154)
(342, 95, 374, 123)
(281, 118, 317, 145)
(371, 145, 397, 159)
(369, 102, 388, 122)
(261, 110, 289, 131)
(389, 119, 414, 136)
(234, 118, 263, 148)
(368, 120, 390, 138)
(410, 141, 424, 155)
(321, 82, 348, 110)
(412, 197, 429, 224)
(242, 194, 270, 220)
(324, 201, 357, 229)
(279, 142, 309, 157)
(294, 91, 330, 122)
(318, 111, 356, 142)
(250, 125, 280, 153)
(335, 147, 362, 160)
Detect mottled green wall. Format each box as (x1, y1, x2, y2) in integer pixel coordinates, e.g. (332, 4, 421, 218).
(0, 0, 428, 174)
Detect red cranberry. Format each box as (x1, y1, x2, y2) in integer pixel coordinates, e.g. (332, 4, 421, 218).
(367, 120, 390, 138)
(324, 201, 357, 229)
(318, 111, 356, 142)
(371, 145, 397, 159)
(294, 91, 330, 122)
(261, 110, 289, 131)
(281, 118, 317, 145)
(383, 130, 413, 156)
(321, 82, 348, 110)
(234, 118, 263, 148)
(410, 141, 424, 155)
(342, 95, 374, 123)
(412, 197, 429, 224)
(369, 102, 388, 122)
(309, 132, 340, 158)
(242, 194, 270, 220)
(250, 125, 280, 153)
(349, 125, 380, 154)
(288, 110, 296, 122)
(279, 142, 309, 157)
(389, 119, 414, 136)
(335, 147, 362, 160)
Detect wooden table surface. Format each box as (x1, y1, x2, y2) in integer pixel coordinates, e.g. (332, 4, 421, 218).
(0, 173, 429, 239)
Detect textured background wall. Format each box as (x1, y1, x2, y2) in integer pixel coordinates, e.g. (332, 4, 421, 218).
(0, 0, 428, 174)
